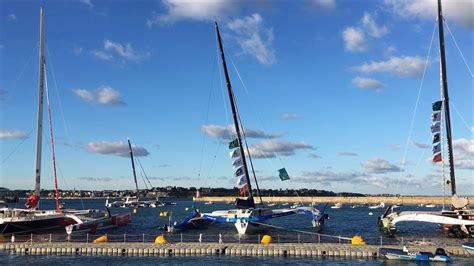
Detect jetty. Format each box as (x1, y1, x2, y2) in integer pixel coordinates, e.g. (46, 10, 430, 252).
(1, 242, 470, 258)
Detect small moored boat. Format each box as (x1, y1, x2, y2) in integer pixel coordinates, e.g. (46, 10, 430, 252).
(462, 242, 474, 255)
(379, 247, 450, 262)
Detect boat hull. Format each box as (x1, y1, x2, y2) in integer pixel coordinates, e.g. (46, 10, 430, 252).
(0, 215, 76, 235)
(462, 242, 474, 255)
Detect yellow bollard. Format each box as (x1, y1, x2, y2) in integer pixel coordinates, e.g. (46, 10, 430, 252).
(93, 235, 108, 244)
(155, 234, 168, 244)
(133, 208, 138, 214)
(260, 235, 272, 245)
(351, 235, 366, 245)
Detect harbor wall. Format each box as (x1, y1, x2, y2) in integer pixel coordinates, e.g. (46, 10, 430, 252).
(194, 196, 464, 205)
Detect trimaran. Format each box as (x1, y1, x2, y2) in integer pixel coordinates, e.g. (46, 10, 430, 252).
(173, 21, 328, 235)
(379, 0, 474, 238)
(0, 7, 131, 235)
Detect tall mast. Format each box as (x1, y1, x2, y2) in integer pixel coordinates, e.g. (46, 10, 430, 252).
(34, 6, 45, 196)
(437, 0, 456, 195)
(128, 139, 139, 195)
(215, 22, 253, 198)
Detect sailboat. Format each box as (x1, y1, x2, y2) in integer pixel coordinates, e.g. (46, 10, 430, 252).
(379, 0, 474, 238)
(0, 7, 131, 235)
(196, 22, 328, 235)
(105, 138, 175, 208)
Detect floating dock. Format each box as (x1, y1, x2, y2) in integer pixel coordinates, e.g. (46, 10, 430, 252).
(1, 242, 470, 258)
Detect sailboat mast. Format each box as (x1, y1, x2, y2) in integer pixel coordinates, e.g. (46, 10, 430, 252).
(128, 139, 139, 195)
(214, 22, 253, 198)
(34, 6, 45, 196)
(437, 0, 456, 195)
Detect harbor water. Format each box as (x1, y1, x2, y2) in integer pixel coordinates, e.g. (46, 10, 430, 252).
(1, 199, 472, 264)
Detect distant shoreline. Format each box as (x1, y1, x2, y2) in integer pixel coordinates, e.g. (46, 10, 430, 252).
(194, 196, 470, 205)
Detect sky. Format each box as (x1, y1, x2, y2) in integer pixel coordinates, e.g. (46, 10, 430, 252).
(0, 0, 473, 195)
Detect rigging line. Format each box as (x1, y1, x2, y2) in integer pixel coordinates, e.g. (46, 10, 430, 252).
(398, 134, 431, 196)
(444, 20, 474, 78)
(215, 30, 231, 133)
(44, 65, 60, 210)
(229, 58, 284, 168)
(198, 50, 217, 179)
(136, 157, 153, 188)
(16, 42, 39, 82)
(395, 21, 437, 194)
(0, 127, 35, 165)
(45, 45, 69, 137)
(450, 100, 473, 133)
(251, 221, 352, 240)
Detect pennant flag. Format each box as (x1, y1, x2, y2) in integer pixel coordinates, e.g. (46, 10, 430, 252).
(432, 101, 442, 111)
(432, 143, 441, 154)
(431, 123, 440, 133)
(236, 175, 247, 187)
(278, 168, 290, 181)
(234, 167, 243, 177)
(239, 184, 249, 196)
(433, 153, 442, 163)
(229, 139, 239, 150)
(232, 158, 243, 169)
(432, 133, 440, 144)
(432, 112, 441, 122)
(229, 148, 241, 159)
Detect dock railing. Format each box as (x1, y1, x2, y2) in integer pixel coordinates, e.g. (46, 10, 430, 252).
(3, 232, 462, 247)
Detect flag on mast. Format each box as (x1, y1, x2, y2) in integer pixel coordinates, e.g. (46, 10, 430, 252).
(278, 168, 290, 181)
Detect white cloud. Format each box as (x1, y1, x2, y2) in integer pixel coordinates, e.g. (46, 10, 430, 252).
(411, 140, 430, 149)
(385, 0, 474, 29)
(0, 129, 28, 139)
(73, 86, 126, 106)
(91, 50, 113, 61)
(147, 0, 237, 26)
(308, 153, 321, 159)
(73, 46, 83, 55)
(104, 40, 150, 61)
(84, 141, 149, 157)
(342, 26, 367, 52)
(280, 113, 302, 120)
(362, 158, 403, 173)
(249, 140, 315, 158)
(361, 12, 389, 38)
(7, 14, 17, 22)
(351, 76, 385, 91)
(80, 0, 94, 8)
(227, 14, 276, 66)
(200, 124, 283, 140)
(298, 170, 390, 188)
(338, 152, 358, 156)
(311, 0, 336, 10)
(353, 56, 427, 78)
(78, 177, 116, 182)
(453, 138, 474, 155)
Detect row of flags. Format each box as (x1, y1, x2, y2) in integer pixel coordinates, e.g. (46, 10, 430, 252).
(228, 138, 291, 196)
(229, 139, 248, 196)
(431, 101, 442, 163)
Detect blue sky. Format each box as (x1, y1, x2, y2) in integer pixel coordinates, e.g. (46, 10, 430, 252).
(0, 0, 472, 195)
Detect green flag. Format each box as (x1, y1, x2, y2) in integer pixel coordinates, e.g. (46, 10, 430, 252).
(432, 101, 442, 111)
(229, 138, 239, 149)
(278, 168, 290, 181)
